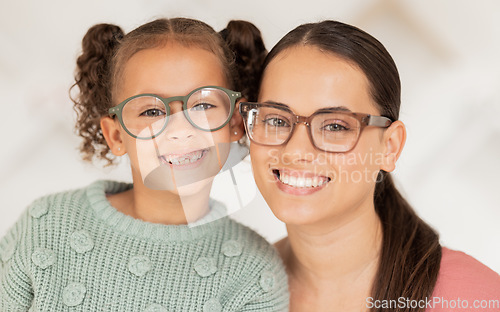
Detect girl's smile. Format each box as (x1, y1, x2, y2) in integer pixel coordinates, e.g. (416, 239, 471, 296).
(158, 148, 209, 169)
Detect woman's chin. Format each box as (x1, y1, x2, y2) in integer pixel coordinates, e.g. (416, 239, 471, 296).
(268, 201, 325, 226)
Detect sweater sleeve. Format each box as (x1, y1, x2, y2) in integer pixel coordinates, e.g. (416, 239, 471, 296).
(220, 238, 289, 312)
(0, 208, 34, 311)
(237, 256, 289, 312)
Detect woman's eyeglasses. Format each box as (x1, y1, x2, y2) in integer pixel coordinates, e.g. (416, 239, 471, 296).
(109, 86, 241, 140)
(239, 102, 392, 153)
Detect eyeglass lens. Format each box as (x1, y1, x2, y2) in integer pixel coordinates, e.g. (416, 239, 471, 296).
(246, 106, 361, 152)
(122, 88, 232, 139)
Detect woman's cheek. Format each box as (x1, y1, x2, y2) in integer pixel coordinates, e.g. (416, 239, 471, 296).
(249, 145, 272, 190)
(334, 150, 382, 189)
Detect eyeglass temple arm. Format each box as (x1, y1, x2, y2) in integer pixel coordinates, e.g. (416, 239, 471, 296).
(108, 106, 121, 117)
(366, 115, 393, 128)
(245, 108, 257, 131)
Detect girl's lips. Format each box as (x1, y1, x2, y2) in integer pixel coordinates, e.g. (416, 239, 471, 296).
(272, 168, 331, 196)
(158, 148, 209, 170)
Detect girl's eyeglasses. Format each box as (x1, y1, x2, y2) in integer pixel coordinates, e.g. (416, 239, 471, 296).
(109, 86, 241, 140)
(239, 102, 393, 153)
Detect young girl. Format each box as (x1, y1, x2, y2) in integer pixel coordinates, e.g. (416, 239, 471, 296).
(240, 20, 500, 311)
(0, 18, 288, 311)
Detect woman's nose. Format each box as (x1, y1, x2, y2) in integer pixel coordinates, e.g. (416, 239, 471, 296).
(281, 123, 317, 163)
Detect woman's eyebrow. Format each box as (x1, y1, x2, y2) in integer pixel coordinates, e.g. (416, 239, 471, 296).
(317, 106, 352, 112)
(263, 100, 290, 108)
(263, 100, 352, 113)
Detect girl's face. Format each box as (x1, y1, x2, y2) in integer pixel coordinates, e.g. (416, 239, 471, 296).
(103, 42, 242, 195)
(250, 46, 396, 227)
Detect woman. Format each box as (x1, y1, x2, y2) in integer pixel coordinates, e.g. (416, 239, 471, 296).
(240, 20, 500, 311)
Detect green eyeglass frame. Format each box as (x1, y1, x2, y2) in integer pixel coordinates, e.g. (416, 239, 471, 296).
(108, 86, 241, 139)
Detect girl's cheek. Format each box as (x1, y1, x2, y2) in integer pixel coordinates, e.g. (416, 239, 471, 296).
(131, 140, 162, 177)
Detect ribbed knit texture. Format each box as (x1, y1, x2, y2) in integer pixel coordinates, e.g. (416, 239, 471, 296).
(0, 180, 289, 311)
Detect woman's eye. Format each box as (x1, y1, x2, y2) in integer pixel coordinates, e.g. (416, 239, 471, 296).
(191, 103, 215, 111)
(263, 117, 290, 127)
(323, 123, 349, 131)
(140, 108, 165, 117)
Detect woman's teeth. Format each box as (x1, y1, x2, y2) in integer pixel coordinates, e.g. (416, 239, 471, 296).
(276, 170, 330, 188)
(162, 149, 206, 165)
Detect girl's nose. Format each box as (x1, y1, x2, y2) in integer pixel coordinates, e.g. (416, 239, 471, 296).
(164, 105, 196, 140)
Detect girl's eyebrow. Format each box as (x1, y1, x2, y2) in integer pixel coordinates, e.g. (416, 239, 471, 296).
(263, 100, 353, 113)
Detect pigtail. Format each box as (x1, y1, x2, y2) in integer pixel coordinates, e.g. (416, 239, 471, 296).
(70, 23, 124, 165)
(220, 20, 267, 101)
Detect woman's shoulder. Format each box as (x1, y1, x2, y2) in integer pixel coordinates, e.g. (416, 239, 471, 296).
(431, 247, 500, 305)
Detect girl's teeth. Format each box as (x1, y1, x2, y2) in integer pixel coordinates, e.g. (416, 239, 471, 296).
(278, 171, 328, 188)
(165, 150, 205, 165)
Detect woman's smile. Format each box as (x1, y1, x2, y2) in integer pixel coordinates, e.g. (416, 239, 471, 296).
(272, 168, 331, 195)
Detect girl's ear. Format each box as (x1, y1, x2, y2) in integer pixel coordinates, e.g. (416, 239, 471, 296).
(380, 120, 406, 173)
(100, 116, 126, 156)
(229, 99, 246, 142)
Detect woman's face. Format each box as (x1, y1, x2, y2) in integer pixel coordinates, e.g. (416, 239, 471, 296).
(250, 46, 390, 227)
(109, 42, 242, 195)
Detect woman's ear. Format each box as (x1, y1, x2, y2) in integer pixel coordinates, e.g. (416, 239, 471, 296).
(229, 99, 246, 142)
(100, 116, 126, 156)
(380, 120, 406, 173)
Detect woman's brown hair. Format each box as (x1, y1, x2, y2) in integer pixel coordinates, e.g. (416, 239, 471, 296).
(71, 18, 266, 165)
(262, 20, 441, 311)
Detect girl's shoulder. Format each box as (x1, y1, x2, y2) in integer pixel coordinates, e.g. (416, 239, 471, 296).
(0, 181, 100, 277)
(430, 247, 500, 310)
(31, 180, 129, 214)
(1, 180, 126, 245)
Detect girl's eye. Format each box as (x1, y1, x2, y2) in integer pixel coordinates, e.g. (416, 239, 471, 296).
(140, 108, 165, 117)
(191, 103, 215, 111)
(322, 123, 349, 131)
(263, 117, 290, 127)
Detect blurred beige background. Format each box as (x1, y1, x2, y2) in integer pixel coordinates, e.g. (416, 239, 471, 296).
(1, 0, 499, 272)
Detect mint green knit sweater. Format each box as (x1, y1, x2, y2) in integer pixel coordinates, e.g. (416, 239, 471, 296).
(0, 180, 289, 311)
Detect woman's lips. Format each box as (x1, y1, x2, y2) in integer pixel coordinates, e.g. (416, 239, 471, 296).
(272, 168, 331, 195)
(158, 148, 209, 170)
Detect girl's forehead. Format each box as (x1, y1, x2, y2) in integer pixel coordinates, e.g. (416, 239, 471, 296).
(119, 43, 228, 99)
(260, 46, 379, 115)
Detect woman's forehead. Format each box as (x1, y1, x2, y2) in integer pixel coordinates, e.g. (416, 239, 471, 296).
(260, 46, 379, 115)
